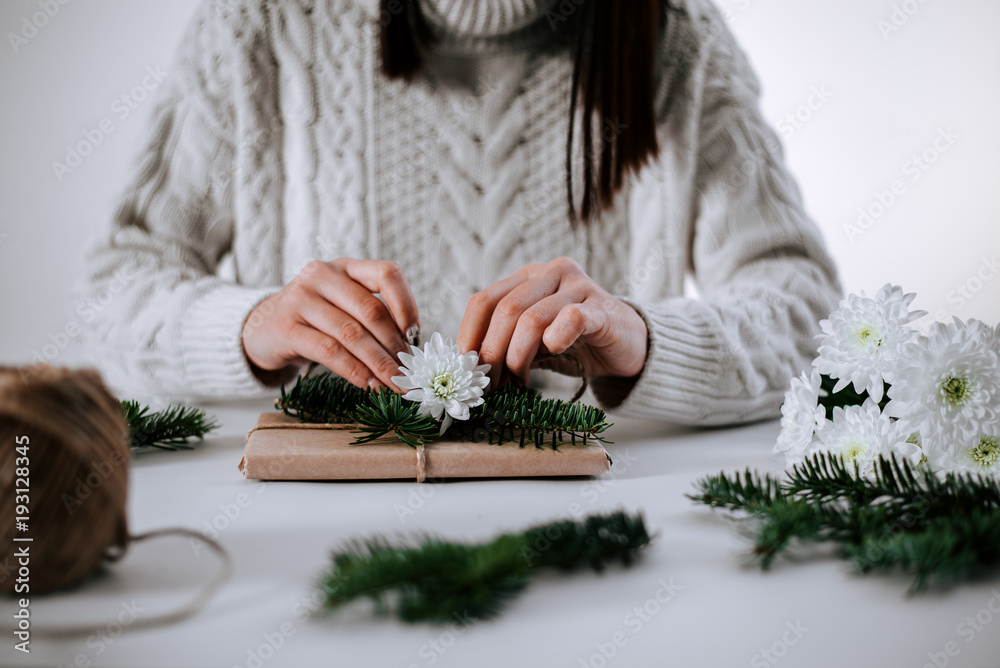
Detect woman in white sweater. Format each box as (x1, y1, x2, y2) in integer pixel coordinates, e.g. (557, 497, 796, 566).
(76, 0, 841, 425)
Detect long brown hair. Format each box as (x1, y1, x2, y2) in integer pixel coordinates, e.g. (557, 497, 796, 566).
(379, 0, 664, 224)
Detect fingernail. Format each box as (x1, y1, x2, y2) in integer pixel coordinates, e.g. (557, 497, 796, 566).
(405, 325, 420, 347)
(368, 378, 381, 391)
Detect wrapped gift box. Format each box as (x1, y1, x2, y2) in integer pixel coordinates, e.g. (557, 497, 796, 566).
(239, 412, 612, 481)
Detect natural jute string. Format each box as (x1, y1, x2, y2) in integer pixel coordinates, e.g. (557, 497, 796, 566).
(0, 365, 231, 637)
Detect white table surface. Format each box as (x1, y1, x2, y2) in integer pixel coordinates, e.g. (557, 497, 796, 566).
(5, 393, 1000, 668)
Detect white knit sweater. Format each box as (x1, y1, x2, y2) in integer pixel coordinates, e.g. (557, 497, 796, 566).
(75, 0, 842, 425)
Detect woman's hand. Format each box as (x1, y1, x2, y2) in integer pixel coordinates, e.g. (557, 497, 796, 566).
(457, 257, 648, 390)
(241, 258, 419, 391)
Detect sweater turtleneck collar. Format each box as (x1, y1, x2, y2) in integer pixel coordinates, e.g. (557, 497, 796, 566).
(418, 0, 561, 54)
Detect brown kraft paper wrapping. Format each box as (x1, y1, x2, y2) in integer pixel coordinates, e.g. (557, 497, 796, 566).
(239, 413, 613, 481)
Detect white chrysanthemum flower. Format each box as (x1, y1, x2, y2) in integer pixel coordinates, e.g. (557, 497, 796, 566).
(392, 332, 491, 435)
(813, 284, 925, 403)
(928, 432, 1000, 477)
(774, 368, 827, 466)
(884, 317, 1000, 455)
(815, 400, 920, 479)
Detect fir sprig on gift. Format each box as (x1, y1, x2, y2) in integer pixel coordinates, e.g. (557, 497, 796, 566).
(120, 400, 219, 450)
(276, 371, 611, 448)
(275, 370, 368, 423)
(689, 451, 1000, 589)
(352, 391, 440, 447)
(320, 511, 651, 623)
(450, 384, 611, 448)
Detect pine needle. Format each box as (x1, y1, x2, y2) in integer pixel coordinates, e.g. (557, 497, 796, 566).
(689, 451, 1000, 589)
(276, 372, 612, 448)
(320, 511, 651, 623)
(352, 391, 440, 447)
(120, 400, 219, 451)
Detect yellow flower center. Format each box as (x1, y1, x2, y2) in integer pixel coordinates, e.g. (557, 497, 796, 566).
(855, 325, 881, 347)
(844, 441, 866, 461)
(969, 435, 1000, 468)
(940, 375, 971, 408)
(431, 370, 457, 400)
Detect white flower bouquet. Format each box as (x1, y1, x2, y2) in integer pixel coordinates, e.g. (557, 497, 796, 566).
(691, 286, 1000, 589)
(775, 284, 1000, 479)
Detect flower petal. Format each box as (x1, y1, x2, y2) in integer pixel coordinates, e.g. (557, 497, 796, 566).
(438, 413, 453, 436)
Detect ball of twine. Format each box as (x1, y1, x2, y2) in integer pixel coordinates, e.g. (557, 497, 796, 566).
(0, 365, 130, 594)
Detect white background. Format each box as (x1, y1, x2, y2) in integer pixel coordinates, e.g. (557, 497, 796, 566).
(1, 0, 999, 362)
(2, 4, 1000, 667)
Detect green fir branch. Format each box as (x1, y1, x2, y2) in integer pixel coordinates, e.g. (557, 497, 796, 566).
(457, 384, 611, 448)
(320, 511, 651, 623)
(120, 400, 219, 451)
(275, 370, 368, 423)
(689, 451, 1000, 588)
(352, 391, 440, 447)
(276, 372, 612, 448)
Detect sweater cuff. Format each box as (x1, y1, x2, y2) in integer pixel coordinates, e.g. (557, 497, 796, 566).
(590, 296, 732, 423)
(178, 283, 281, 399)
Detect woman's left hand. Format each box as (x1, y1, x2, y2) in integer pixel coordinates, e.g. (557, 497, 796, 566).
(457, 257, 648, 390)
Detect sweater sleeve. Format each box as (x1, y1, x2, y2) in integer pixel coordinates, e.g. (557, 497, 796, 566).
(73, 0, 280, 403)
(590, 1, 842, 425)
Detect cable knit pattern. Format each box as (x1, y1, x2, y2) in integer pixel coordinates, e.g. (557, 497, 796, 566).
(74, 0, 841, 425)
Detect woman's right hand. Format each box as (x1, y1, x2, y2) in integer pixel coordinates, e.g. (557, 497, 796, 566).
(241, 258, 420, 391)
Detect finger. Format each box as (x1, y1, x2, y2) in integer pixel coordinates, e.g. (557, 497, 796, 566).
(342, 259, 420, 335)
(505, 289, 586, 383)
(478, 272, 562, 390)
(309, 274, 409, 357)
(457, 272, 528, 355)
(296, 296, 404, 391)
(289, 322, 379, 390)
(542, 299, 607, 356)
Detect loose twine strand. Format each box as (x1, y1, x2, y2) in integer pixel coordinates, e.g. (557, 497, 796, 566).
(0, 365, 232, 638)
(31, 528, 233, 639)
